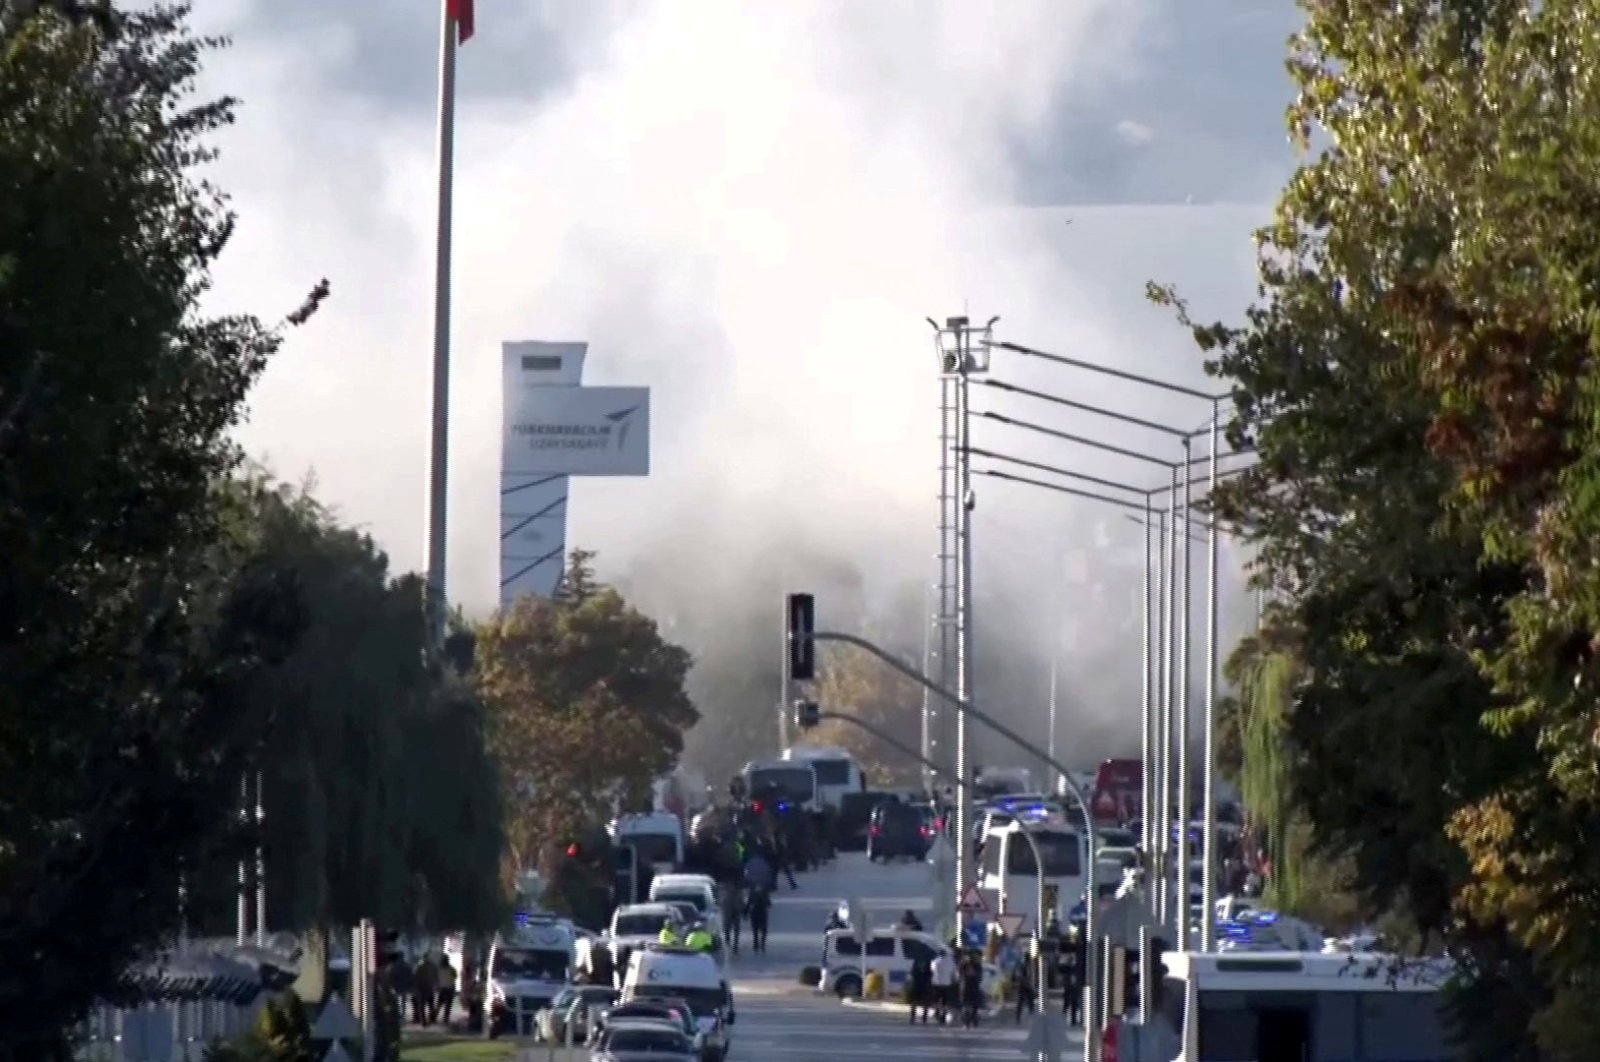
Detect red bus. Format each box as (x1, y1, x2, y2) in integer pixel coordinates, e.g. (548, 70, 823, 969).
(1092, 758, 1142, 827)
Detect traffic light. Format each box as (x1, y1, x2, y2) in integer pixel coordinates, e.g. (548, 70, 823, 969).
(566, 842, 581, 857)
(793, 699, 820, 730)
(786, 593, 815, 681)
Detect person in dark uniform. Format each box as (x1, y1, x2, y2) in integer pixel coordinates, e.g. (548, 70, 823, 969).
(747, 886, 773, 954)
(1061, 932, 1084, 1026)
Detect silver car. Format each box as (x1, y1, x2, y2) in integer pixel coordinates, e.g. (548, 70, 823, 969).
(589, 1019, 697, 1062)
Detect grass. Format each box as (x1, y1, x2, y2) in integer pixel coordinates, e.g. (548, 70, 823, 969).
(397, 1033, 519, 1062)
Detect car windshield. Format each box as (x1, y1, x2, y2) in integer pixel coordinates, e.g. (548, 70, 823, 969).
(609, 1005, 683, 1026)
(635, 986, 725, 1017)
(809, 759, 852, 785)
(492, 948, 567, 981)
(655, 890, 708, 913)
(624, 833, 679, 866)
(604, 1028, 694, 1054)
(747, 766, 815, 803)
(614, 912, 672, 937)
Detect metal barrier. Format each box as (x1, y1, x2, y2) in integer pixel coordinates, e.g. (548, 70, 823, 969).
(75, 998, 265, 1062)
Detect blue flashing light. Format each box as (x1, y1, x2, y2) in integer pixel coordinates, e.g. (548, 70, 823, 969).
(1254, 911, 1280, 925)
(776, 800, 790, 813)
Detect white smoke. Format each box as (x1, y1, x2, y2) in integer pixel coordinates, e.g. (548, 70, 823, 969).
(191, 0, 1277, 769)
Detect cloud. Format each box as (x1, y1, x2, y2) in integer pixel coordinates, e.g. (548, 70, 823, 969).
(190, 0, 1295, 769)
(1115, 119, 1155, 145)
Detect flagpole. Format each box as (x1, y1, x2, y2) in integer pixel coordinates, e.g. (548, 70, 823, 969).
(426, 0, 458, 646)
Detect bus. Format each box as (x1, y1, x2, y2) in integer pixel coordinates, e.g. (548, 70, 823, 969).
(977, 820, 1085, 934)
(740, 758, 819, 812)
(780, 745, 864, 810)
(1135, 950, 1459, 1061)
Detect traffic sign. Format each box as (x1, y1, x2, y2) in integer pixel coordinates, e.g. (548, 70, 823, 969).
(958, 884, 988, 914)
(995, 912, 1028, 939)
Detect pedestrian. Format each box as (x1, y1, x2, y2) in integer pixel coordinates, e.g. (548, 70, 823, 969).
(747, 886, 773, 954)
(929, 948, 957, 1026)
(908, 954, 933, 1024)
(722, 881, 746, 955)
(959, 952, 984, 1028)
(1013, 955, 1035, 1024)
(435, 954, 458, 1026)
(771, 839, 799, 890)
(1062, 937, 1083, 1026)
(743, 848, 774, 893)
(411, 953, 437, 1027)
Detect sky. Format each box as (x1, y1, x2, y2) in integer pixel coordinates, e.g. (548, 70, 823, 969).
(188, 0, 1304, 771)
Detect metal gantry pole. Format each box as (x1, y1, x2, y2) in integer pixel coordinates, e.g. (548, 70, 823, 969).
(1140, 495, 1155, 907)
(1175, 437, 1194, 951)
(1200, 404, 1221, 950)
(954, 360, 973, 931)
(1161, 471, 1179, 933)
(920, 581, 934, 795)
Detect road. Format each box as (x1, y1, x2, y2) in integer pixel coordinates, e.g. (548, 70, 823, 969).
(519, 851, 1079, 1062)
(722, 851, 1079, 1062)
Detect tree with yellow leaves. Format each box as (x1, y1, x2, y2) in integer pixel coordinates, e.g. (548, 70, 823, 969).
(810, 641, 925, 788)
(475, 551, 699, 886)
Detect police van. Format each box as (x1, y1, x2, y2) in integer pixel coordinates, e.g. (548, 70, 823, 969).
(817, 927, 1000, 1000)
(622, 944, 734, 1061)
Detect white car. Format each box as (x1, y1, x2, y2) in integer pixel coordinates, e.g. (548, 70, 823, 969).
(622, 944, 733, 1062)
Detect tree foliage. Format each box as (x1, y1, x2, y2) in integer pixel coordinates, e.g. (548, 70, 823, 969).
(811, 642, 925, 788)
(476, 551, 699, 882)
(1155, 0, 1600, 1054)
(213, 478, 504, 935)
(0, 5, 323, 1057)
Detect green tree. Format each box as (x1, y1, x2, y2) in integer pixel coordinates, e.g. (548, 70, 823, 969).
(477, 550, 699, 884)
(0, 5, 324, 1056)
(220, 479, 504, 934)
(1147, 0, 1589, 1052)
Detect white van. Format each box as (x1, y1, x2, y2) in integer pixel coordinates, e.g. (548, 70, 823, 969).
(817, 927, 1000, 1000)
(978, 820, 1085, 934)
(622, 945, 734, 1061)
(648, 876, 725, 962)
(609, 813, 686, 874)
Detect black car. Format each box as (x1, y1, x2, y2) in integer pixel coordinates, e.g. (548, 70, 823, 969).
(834, 791, 890, 851)
(867, 801, 931, 861)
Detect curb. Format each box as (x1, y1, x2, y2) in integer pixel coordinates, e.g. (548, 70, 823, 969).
(840, 997, 998, 1015)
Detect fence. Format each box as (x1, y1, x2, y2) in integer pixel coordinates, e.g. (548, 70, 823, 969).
(75, 997, 265, 1062)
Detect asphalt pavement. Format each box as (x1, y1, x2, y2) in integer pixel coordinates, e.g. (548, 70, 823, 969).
(718, 850, 1082, 1062)
(508, 850, 1081, 1061)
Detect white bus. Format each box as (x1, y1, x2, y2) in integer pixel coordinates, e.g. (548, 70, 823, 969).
(977, 821, 1084, 933)
(1135, 950, 1459, 1061)
(780, 745, 864, 810)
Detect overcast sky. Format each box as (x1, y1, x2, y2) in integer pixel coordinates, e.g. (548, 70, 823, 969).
(187, 0, 1302, 756)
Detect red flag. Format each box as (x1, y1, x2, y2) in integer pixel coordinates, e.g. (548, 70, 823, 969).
(447, 0, 474, 43)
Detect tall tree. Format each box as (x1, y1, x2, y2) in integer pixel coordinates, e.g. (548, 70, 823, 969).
(222, 478, 504, 935)
(0, 5, 323, 1056)
(477, 551, 699, 883)
(1146, 0, 1600, 1053)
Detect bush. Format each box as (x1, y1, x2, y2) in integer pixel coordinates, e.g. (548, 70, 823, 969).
(202, 993, 315, 1062)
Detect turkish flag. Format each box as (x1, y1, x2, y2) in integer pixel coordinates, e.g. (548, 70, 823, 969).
(446, 0, 474, 43)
